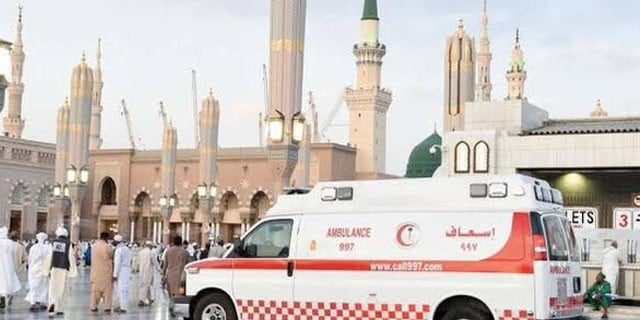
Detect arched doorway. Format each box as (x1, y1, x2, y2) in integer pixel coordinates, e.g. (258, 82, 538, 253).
(98, 177, 118, 238)
(9, 182, 27, 237)
(249, 191, 270, 226)
(36, 186, 51, 233)
(219, 191, 241, 242)
(134, 192, 152, 241)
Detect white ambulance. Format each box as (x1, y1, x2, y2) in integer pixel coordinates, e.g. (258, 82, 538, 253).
(173, 174, 583, 320)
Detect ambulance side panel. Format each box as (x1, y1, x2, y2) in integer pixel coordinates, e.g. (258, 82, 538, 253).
(293, 211, 536, 319)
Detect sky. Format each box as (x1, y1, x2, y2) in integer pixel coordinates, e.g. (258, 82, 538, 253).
(0, 0, 639, 176)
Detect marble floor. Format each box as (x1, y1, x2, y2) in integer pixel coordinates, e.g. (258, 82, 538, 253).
(0, 267, 173, 320)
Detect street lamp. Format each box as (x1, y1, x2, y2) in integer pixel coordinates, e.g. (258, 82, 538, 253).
(267, 110, 285, 142)
(291, 112, 306, 144)
(53, 183, 62, 198)
(79, 166, 90, 184)
(66, 165, 77, 184)
(64, 164, 90, 242)
(197, 182, 218, 245)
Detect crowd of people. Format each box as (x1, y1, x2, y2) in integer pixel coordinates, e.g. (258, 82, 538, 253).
(0, 225, 230, 317)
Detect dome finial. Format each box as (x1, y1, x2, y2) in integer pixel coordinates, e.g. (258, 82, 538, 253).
(209, 87, 213, 96)
(81, 51, 86, 63)
(515, 28, 520, 44)
(18, 5, 23, 24)
(458, 18, 464, 30)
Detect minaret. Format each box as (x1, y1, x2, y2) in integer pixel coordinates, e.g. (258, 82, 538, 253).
(160, 121, 177, 244)
(68, 54, 94, 169)
(267, 0, 307, 194)
(89, 39, 104, 150)
(198, 89, 220, 244)
(444, 19, 475, 132)
(3, 6, 26, 138)
(345, 0, 393, 177)
(55, 98, 70, 183)
(476, 0, 492, 101)
(506, 29, 527, 100)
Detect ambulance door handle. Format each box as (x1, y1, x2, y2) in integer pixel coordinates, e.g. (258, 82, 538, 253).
(287, 261, 294, 277)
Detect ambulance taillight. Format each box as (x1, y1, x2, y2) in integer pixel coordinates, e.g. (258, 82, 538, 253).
(530, 212, 548, 261)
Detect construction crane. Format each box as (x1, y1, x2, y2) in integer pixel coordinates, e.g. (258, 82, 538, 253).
(319, 87, 347, 141)
(191, 69, 200, 147)
(120, 99, 136, 149)
(159, 101, 169, 128)
(307, 92, 320, 143)
(259, 64, 269, 147)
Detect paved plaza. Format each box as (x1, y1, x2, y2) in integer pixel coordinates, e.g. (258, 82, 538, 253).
(0, 267, 172, 320)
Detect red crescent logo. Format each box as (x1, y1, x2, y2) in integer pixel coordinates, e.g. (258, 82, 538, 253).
(395, 222, 420, 248)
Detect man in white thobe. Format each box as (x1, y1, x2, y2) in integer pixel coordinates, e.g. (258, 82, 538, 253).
(602, 241, 622, 294)
(26, 232, 49, 311)
(137, 241, 159, 306)
(43, 227, 77, 317)
(150, 244, 163, 304)
(0, 227, 21, 309)
(113, 234, 132, 313)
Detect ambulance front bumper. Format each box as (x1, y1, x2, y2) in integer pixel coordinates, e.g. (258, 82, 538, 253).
(171, 295, 192, 317)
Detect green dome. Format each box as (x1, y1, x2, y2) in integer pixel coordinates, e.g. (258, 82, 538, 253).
(405, 131, 442, 178)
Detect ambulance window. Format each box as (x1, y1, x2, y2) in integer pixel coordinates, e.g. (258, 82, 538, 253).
(561, 218, 581, 262)
(241, 219, 293, 258)
(543, 216, 569, 261)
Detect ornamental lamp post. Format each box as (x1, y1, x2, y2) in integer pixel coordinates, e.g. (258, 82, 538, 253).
(291, 112, 306, 144)
(267, 110, 285, 142)
(66, 165, 89, 242)
(159, 193, 178, 244)
(198, 182, 218, 246)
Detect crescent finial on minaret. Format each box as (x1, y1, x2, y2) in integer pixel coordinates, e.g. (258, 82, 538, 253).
(18, 5, 23, 23)
(97, 38, 102, 63)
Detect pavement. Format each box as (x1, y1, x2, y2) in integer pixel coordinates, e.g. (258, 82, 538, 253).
(0, 267, 172, 320)
(583, 306, 640, 320)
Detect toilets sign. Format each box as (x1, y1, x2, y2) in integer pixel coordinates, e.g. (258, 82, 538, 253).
(565, 207, 598, 229)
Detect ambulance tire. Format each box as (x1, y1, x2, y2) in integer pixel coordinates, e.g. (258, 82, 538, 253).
(441, 305, 492, 320)
(193, 292, 237, 320)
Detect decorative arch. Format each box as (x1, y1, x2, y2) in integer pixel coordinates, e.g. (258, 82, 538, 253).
(473, 141, 490, 173)
(134, 191, 152, 216)
(454, 141, 470, 173)
(36, 185, 52, 208)
(10, 181, 28, 205)
(99, 177, 117, 205)
(250, 191, 270, 223)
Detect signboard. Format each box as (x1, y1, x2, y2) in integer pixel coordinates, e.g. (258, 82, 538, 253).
(633, 194, 640, 207)
(565, 207, 598, 229)
(613, 208, 640, 230)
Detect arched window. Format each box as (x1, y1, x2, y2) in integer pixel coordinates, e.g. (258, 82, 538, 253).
(37, 186, 51, 208)
(101, 177, 117, 205)
(473, 141, 490, 173)
(10, 183, 26, 205)
(454, 142, 470, 173)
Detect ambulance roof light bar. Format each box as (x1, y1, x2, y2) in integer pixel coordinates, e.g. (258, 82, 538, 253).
(321, 187, 354, 202)
(469, 182, 508, 198)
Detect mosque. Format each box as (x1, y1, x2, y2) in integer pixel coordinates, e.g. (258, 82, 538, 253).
(1, 0, 639, 244)
(0, 0, 395, 242)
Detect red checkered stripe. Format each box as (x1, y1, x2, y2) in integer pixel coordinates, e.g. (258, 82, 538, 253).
(549, 295, 583, 317)
(498, 309, 533, 320)
(235, 300, 430, 320)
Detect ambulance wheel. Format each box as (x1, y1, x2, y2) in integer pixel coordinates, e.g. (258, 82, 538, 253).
(441, 305, 492, 320)
(193, 292, 237, 320)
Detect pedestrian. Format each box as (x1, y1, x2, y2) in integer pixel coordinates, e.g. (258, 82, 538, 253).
(0, 227, 21, 309)
(113, 234, 132, 313)
(25, 232, 49, 311)
(84, 241, 92, 267)
(200, 242, 210, 260)
(584, 272, 612, 319)
(150, 244, 163, 304)
(42, 226, 77, 317)
(137, 241, 157, 306)
(90, 232, 114, 313)
(163, 236, 188, 298)
(602, 241, 622, 294)
(131, 243, 140, 273)
(10, 231, 27, 275)
(209, 240, 225, 258)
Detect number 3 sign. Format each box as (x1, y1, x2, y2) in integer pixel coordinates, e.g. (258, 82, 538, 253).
(614, 208, 640, 230)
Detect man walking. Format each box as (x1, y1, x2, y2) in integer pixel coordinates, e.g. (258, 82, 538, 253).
(0, 227, 21, 309)
(602, 241, 622, 294)
(113, 234, 132, 313)
(26, 232, 49, 311)
(43, 227, 77, 317)
(90, 232, 114, 313)
(137, 241, 158, 306)
(163, 236, 188, 298)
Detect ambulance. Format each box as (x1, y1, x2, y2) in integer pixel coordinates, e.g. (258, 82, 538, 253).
(173, 175, 583, 320)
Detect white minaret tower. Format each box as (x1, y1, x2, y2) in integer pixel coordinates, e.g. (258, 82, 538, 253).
(89, 39, 103, 150)
(444, 19, 475, 132)
(345, 0, 393, 178)
(160, 120, 177, 244)
(3, 6, 26, 138)
(476, 0, 492, 101)
(506, 29, 527, 100)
